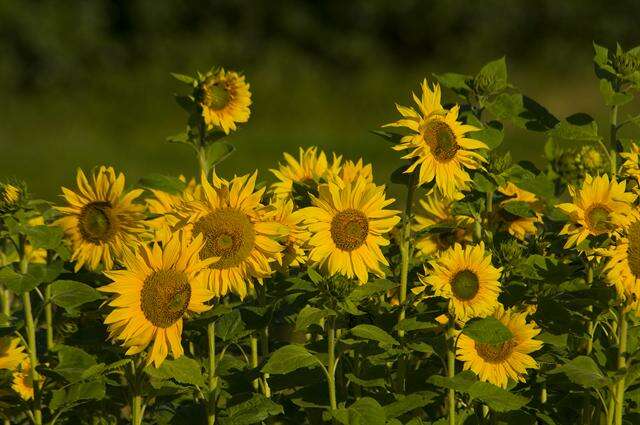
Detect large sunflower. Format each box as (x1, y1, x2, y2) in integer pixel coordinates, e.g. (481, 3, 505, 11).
(416, 243, 501, 321)
(12, 359, 34, 400)
(456, 305, 543, 388)
(385, 80, 487, 198)
(0, 337, 26, 370)
(176, 172, 287, 299)
(196, 68, 251, 134)
(556, 174, 636, 248)
(268, 197, 310, 269)
(99, 231, 214, 367)
(270, 147, 342, 199)
(497, 182, 543, 240)
(412, 190, 474, 258)
(55, 166, 146, 272)
(603, 219, 640, 300)
(299, 177, 400, 283)
(146, 176, 201, 242)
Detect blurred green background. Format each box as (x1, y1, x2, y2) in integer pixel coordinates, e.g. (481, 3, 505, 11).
(2, 0, 640, 199)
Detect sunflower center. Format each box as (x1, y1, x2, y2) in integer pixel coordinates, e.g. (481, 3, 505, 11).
(585, 204, 611, 233)
(476, 339, 517, 363)
(627, 221, 640, 278)
(450, 269, 480, 301)
(78, 202, 117, 244)
(330, 209, 369, 251)
(193, 208, 256, 269)
(140, 269, 191, 328)
(424, 120, 458, 162)
(203, 81, 231, 110)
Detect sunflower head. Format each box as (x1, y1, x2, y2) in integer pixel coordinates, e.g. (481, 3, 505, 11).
(12, 360, 34, 400)
(196, 68, 251, 134)
(497, 182, 543, 240)
(603, 219, 640, 300)
(268, 197, 310, 269)
(0, 337, 27, 370)
(0, 180, 27, 213)
(328, 158, 373, 187)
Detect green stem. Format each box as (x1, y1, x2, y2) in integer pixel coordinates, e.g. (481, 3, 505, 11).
(327, 316, 338, 411)
(610, 105, 618, 176)
(582, 265, 595, 424)
(397, 172, 417, 336)
(131, 394, 142, 425)
(614, 306, 628, 425)
(198, 146, 209, 177)
(21, 254, 41, 425)
(260, 324, 271, 398)
(129, 360, 144, 425)
(540, 383, 547, 404)
(207, 322, 217, 425)
(44, 285, 54, 350)
(446, 318, 456, 425)
(250, 335, 259, 392)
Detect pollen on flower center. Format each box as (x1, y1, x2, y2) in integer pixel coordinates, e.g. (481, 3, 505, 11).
(476, 339, 517, 363)
(78, 201, 117, 243)
(140, 269, 191, 328)
(330, 209, 369, 251)
(193, 208, 256, 269)
(450, 269, 480, 301)
(585, 203, 611, 233)
(202, 79, 231, 110)
(423, 120, 458, 162)
(627, 221, 640, 278)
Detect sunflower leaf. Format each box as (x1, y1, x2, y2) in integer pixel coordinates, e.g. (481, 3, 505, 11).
(350, 324, 399, 346)
(262, 344, 321, 375)
(548, 355, 611, 388)
(50, 280, 103, 311)
(462, 317, 513, 345)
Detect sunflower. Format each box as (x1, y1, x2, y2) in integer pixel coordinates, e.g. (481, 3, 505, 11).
(621, 143, 640, 183)
(270, 147, 342, 199)
(146, 176, 201, 242)
(328, 158, 373, 186)
(268, 197, 310, 269)
(299, 176, 400, 283)
(385, 80, 487, 198)
(176, 172, 287, 299)
(456, 305, 543, 388)
(497, 182, 543, 240)
(99, 231, 214, 367)
(556, 174, 636, 248)
(602, 219, 640, 300)
(412, 191, 474, 258)
(416, 243, 501, 321)
(24, 216, 47, 264)
(12, 360, 34, 400)
(55, 166, 146, 272)
(0, 337, 26, 370)
(196, 68, 251, 134)
(0, 181, 26, 213)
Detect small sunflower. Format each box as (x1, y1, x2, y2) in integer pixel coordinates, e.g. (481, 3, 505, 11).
(621, 143, 640, 183)
(12, 359, 34, 400)
(603, 219, 640, 300)
(328, 158, 373, 186)
(497, 182, 543, 240)
(268, 197, 310, 269)
(99, 231, 214, 367)
(385, 80, 487, 198)
(300, 177, 400, 283)
(456, 305, 543, 388)
(196, 68, 251, 134)
(0, 337, 26, 370)
(146, 176, 201, 242)
(416, 243, 501, 321)
(271, 147, 342, 199)
(556, 174, 636, 248)
(412, 191, 474, 258)
(55, 167, 146, 271)
(0, 181, 27, 213)
(177, 172, 287, 299)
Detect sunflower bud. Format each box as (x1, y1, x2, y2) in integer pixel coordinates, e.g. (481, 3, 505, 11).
(489, 152, 512, 175)
(613, 51, 640, 76)
(498, 239, 523, 264)
(473, 73, 498, 95)
(0, 181, 27, 214)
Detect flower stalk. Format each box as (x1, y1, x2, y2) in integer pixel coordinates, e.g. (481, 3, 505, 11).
(614, 305, 628, 425)
(327, 316, 338, 411)
(446, 317, 456, 425)
(207, 322, 217, 425)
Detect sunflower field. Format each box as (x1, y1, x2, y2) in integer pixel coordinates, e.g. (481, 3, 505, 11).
(3, 42, 640, 425)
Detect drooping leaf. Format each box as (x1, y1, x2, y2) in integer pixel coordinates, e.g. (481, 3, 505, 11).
(25, 225, 63, 250)
(549, 113, 600, 141)
(502, 200, 535, 218)
(548, 355, 610, 388)
(383, 392, 437, 418)
(216, 309, 247, 341)
(295, 305, 336, 332)
(145, 356, 205, 387)
(50, 379, 106, 412)
(329, 397, 386, 425)
(203, 141, 235, 170)
(220, 394, 284, 425)
(350, 324, 399, 346)
(54, 345, 98, 383)
(486, 93, 558, 132)
(467, 381, 529, 412)
(262, 345, 320, 375)
(138, 174, 187, 195)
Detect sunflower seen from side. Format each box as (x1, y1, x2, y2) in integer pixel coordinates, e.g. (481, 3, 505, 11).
(416, 242, 501, 321)
(12, 360, 34, 400)
(621, 143, 640, 184)
(385, 80, 487, 198)
(271, 147, 342, 200)
(556, 174, 636, 249)
(54, 166, 146, 272)
(0, 337, 26, 370)
(146, 176, 201, 242)
(603, 219, 640, 301)
(196, 68, 251, 134)
(300, 176, 400, 283)
(328, 158, 373, 186)
(99, 231, 214, 367)
(268, 197, 310, 269)
(497, 182, 543, 240)
(177, 172, 287, 299)
(456, 305, 543, 388)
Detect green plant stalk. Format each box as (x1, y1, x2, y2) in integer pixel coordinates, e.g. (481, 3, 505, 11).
(260, 324, 271, 398)
(614, 306, 628, 425)
(1, 287, 10, 317)
(582, 265, 595, 424)
(198, 146, 208, 177)
(327, 316, 338, 411)
(129, 359, 145, 425)
(20, 252, 41, 425)
(610, 105, 618, 176)
(44, 285, 54, 350)
(250, 335, 260, 391)
(207, 322, 217, 425)
(446, 318, 456, 425)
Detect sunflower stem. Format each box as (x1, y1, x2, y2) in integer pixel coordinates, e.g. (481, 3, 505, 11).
(446, 316, 456, 425)
(207, 322, 217, 425)
(129, 359, 144, 425)
(198, 146, 209, 178)
(609, 104, 618, 176)
(1, 287, 10, 323)
(250, 335, 260, 392)
(582, 265, 595, 424)
(20, 249, 41, 425)
(44, 285, 54, 350)
(327, 316, 338, 411)
(614, 305, 628, 425)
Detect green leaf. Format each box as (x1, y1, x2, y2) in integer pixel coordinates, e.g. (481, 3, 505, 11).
(307, 268, 324, 284)
(433, 72, 472, 93)
(50, 379, 106, 412)
(220, 394, 284, 425)
(138, 174, 187, 195)
(370, 130, 403, 144)
(25, 225, 63, 250)
(216, 309, 247, 341)
(462, 317, 513, 345)
(262, 344, 320, 375)
(486, 93, 558, 131)
(204, 141, 235, 170)
(428, 370, 477, 392)
(467, 381, 529, 412)
(383, 392, 437, 418)
(0, 266, 39, 293)
(472, 122, 504, 150)
(549, 113, 600, 141)
(295, 306, 336, 332)
(502, 200, 535, 218)
(477, 57, 508, 92)
(396, 317, 437, 332)
(599, 79, 634, 106)
(171, 72, 195, 84)
(145, 356, 205, 387)
(54, 345, 98, 383)
(345, 372, 388, 389)
(350, 324, 399, 346)
(329, 397, 386, 425)
(473, 173, 497, 193)
(548, 355, 610, 388)
(50, 280, 103, 311)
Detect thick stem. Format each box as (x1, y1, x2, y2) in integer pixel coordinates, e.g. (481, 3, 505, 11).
(614, 306, 628, 425)
(44, 285, 54, 350)
(397, 172, 417, 336)
(129, 359, 144, 425)
(1, 287, 10, 318)
(131, 394, 143, 425)
(207, 322, 217, 425)
(250, 335, 259, 391)
(327, 316, 338, 411)
(446, 319, 456, 425)
(610, 105, 618, 176)
(260, 324, 271, 398)
(22, 292, 41, 425)
(582, 265, 595, 424)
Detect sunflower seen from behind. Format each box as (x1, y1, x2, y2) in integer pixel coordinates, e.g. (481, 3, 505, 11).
(55, 166, 146, 272)
(196, 68, 251, 134)
(177, 172, 287, 299)
(99, 231, 214, 367)
(271, 147, 341, 200)
(497, 182, 543, 240)
(416, 242, 501, 321)
(146, 176, 201, 242)
(12, 359, 35, 400)
(385, 80, 487, 198)
(556, 174, 636, 248)
(268, 196, 310, 269)
(456, 305, 543, 388)
(300, 176, 400, 283)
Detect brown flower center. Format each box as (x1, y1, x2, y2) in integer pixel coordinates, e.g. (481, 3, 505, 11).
(476, 339, 517, 363)
(585, 203, 611, 233)
(78, 201, 117, 244)
(140, 269, 191, 328)
(192, 208, 256, 269)
(330, 209, 369, 251)
(450, 269, 480, 301)
(627, 221, 640, 278)
(423, 120, 458, 162)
